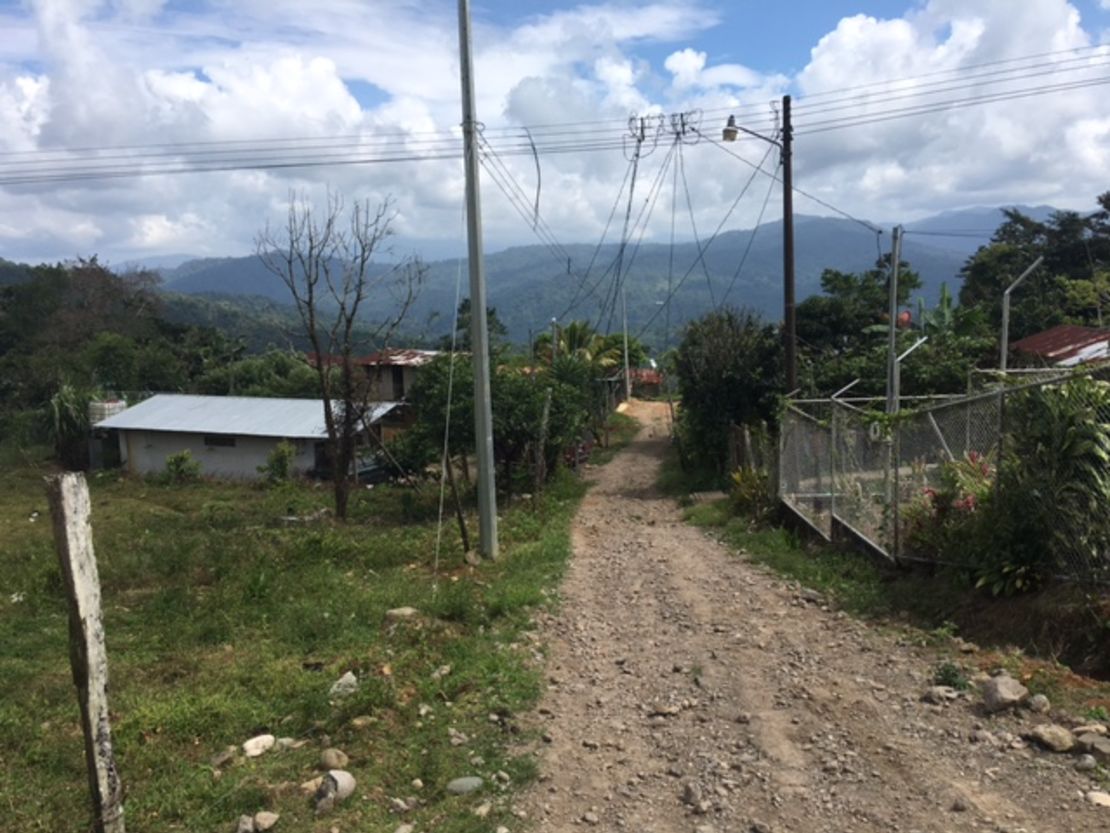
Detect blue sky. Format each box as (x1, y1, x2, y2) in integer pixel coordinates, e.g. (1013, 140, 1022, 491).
(0, 0, 1108, 262)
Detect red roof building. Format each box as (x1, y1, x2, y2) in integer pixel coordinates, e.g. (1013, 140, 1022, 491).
(1011, 324, 1110, 367)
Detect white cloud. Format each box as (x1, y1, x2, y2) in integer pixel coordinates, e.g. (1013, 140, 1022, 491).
(0, 0, 1107, 269)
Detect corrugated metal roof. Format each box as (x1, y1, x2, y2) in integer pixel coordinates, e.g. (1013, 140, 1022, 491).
(360, 348, 441, 367)
(95, 394, 398, 439)
(1011, 324, 1110, 365)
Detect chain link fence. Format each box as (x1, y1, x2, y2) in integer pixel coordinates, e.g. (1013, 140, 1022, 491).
(779, 401, 833, 538)
(779, 362, 1110, 582)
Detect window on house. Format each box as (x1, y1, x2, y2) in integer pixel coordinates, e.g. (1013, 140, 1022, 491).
(203, 435, 236, 448)
(391, 366, 405, 400)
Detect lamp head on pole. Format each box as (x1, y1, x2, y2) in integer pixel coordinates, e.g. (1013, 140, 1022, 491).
(722, 114, 739, 142)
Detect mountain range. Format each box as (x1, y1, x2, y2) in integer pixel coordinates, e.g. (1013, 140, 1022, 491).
(106, 204, 1066, 349)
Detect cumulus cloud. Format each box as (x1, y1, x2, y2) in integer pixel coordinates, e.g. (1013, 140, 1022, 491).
(0, 0, 1107, 266)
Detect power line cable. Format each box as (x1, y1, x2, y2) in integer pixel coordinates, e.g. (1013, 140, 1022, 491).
(720, 163, 778, 306)
(789, 58, 1110, 120)
(677, 141, 718, 307)
(598, 137, 681, 333)
(796, 75, 1110, 134)
(635, 140, 775, 339)
(694, 129, 882, 234)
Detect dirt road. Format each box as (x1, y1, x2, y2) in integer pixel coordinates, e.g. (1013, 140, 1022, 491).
(518, 400, 1107, 833)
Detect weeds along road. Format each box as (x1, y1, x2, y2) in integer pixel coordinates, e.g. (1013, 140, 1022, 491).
(518, 400, 1105, 833)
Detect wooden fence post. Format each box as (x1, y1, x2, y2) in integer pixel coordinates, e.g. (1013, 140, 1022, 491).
(45, 473, 125, 833)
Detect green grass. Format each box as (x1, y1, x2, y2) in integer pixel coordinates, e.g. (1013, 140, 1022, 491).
(0, 437, 609, 833)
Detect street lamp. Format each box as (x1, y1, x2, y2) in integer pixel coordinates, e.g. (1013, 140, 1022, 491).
(722, 95, 796, 392)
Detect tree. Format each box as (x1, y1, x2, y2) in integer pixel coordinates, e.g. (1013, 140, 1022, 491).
(958, 195, 1110, 339)
(673, 307, 782, 473)
(796, 254, 921, 354)
(533, 320, 647, 373)
(438, 298, 508, 352)
(257, 192, 424, 520)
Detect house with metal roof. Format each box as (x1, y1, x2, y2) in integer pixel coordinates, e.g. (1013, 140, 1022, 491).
(1011, 324, 1110, 367)
(94, 394, 399, 479)
(359, 349, 441, 401)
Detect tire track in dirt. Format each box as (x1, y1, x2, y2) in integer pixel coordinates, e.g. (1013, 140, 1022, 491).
(518, 401, 1105, 833)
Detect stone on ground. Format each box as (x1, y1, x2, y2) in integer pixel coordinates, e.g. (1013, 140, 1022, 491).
(980, 675, 1029, 713)
(242, 734, 275, 758)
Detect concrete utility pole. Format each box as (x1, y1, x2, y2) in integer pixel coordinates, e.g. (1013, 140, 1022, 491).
(616, 117, 646, 402)
(1000, 256, 1044, 371)
(886, 225, 903, 414)
(457, 0, 498, 559)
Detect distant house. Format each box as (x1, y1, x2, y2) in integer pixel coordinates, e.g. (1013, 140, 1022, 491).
(95, 394, 399, 479)
(629, 367, 664, 398)
(1011, 324, 1110, 367)
(359, 348, 441, 401)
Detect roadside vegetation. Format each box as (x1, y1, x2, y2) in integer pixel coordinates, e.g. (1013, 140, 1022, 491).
(0, 409, 638, 832)
(669, 461, 1110, 712)
(660, 193, 1110, 698)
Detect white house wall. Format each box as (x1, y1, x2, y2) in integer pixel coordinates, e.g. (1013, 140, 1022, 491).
(119, 430, 316, 479)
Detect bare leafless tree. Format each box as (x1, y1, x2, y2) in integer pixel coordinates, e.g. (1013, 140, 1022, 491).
(257, 191, 424, 520)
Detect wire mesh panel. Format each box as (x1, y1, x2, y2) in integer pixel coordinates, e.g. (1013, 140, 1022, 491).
(831, 402, 894, 558)
(893, 394, 1002, 562)
(779, 404, 832, 539)
(778, 363, 1110, 583)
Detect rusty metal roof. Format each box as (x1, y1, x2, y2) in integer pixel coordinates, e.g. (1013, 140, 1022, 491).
(360, 348, 441, 367)
(1011, 324, 1110, 365)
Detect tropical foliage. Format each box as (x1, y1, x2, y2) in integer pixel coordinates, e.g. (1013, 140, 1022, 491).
(672, 307, 782, 476)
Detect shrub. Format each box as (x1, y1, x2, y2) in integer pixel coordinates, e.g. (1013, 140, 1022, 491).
(163, 450, 202, 483)
(258, 440, 296, 484)
(904, 377, 1110, 595)
(730, 467, 774, 525)
(673, 307, 782, 475)
(47, 384, 93, 470)
(903, 451, 994, 562)
(977, 376, 1110, 593)
(933, 661, 971, 691)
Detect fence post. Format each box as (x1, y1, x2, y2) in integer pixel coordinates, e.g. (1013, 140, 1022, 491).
(829, 404, 838, 540)
(45, 473, 125, 833)
(533, 387, 552, 504)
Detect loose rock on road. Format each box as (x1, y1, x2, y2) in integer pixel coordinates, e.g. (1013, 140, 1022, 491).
(518, 400, 1108, 833)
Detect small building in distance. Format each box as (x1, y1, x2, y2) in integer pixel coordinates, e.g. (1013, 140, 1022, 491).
(360, 348, 441, 401)
(629, 367, 664, 398)
(95, 394, 398, 479)
(1011, 324, 1110, 367)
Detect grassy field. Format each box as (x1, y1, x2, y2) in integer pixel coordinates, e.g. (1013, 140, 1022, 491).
(0, 417, 636, 832)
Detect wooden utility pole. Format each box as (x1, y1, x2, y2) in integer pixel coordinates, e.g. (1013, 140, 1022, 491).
(45, 473, 125, 833)
(781, 95, 797, 393)
(458, 0, 499, 559)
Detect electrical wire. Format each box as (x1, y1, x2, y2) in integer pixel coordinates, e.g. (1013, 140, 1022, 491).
(432, 198, 467, 594)
(635, 140, 775, 339)
(5, 42, 1107, 181)
(556, 157, 635, 320)
(695, 130, 883, 235)
(719, 163, 778, 306)
(797, 75, 1110, 134)
(597, 137, 681, 334)
(677, 142, 718, 308)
